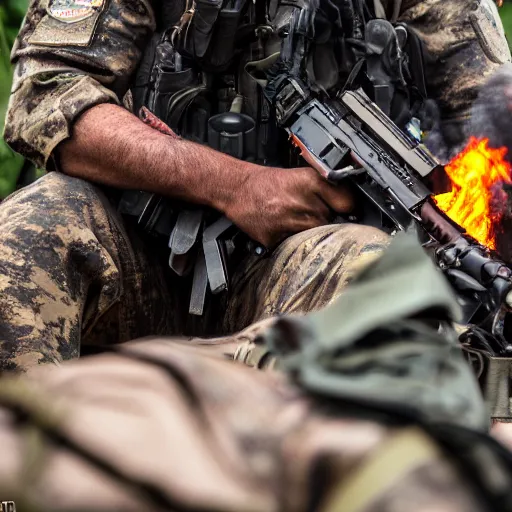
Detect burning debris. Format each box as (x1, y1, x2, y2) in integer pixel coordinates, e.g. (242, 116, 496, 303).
(427, 64, 512, 262)
(434, 137, 512, 251)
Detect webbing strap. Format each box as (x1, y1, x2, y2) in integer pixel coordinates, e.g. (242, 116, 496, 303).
(373, 0, 386, 18)
(320, 427, 439, 512)
(373, 0, 403, 21)
(169, 0, 195, 46)
(233, 341, 278, 370)
(389, 0, 403, 22)
(245, 52, 281, 88)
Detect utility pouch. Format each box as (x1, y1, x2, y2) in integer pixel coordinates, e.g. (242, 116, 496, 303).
(190, 0, 224, 59)
(132, 33, 173, 116)
(153, 66, 199, 122)
(132, 31, 208, 136)
(167, 84, 210, 142)
(183, 109, 259, 316)
(177, 0, 250, 72)
(203, 1, 249, 71)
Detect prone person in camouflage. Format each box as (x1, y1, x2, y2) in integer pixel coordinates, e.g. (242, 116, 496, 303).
(0, 234, 511, 512)
(0, 0, 510, 372)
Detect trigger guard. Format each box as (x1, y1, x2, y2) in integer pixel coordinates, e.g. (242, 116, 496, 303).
(327, 166, 363, 183)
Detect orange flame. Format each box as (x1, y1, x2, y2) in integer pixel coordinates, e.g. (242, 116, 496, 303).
(433, 137, 512, 250)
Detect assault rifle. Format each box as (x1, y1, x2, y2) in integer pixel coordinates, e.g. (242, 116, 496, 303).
(274, 77, 512, 402)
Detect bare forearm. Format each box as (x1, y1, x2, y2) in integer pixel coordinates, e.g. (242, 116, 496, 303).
(58, 103, 252, 212)
(58, 103, 354, 248)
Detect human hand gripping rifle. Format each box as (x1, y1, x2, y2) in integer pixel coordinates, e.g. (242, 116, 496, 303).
(273, 77, 512, 416)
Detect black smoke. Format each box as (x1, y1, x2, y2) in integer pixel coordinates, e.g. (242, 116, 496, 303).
(470, 63, 512, 261)
(470, 62, 512, 157)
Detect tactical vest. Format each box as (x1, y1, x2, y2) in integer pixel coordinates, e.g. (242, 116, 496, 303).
(118, 0, 430, 316)
(131, 0, 286, 164)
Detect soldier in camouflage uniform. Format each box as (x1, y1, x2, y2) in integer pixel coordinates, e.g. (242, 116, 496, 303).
(0, 0, 510, 372)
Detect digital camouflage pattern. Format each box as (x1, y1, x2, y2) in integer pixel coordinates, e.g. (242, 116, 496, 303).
(0, 171, 388, 373)
(3, 0, 510, 167)
(400, 0, 511, 132)
(0, 0, 510, 372)
(0, 1, 510, 509)
(0, 336, 493, 512)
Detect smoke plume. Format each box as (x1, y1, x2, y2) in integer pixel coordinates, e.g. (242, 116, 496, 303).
(470, 62, 512, 156)
(470, 63, 512, 261)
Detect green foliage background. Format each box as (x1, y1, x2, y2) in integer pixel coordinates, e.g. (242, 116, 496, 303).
(502, 1, 512, 38)
(1, 1, 512, 199)
(0, 0, 27, 199)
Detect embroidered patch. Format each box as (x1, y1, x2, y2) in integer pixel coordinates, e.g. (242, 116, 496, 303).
(28, 0, 106, 47)
(47, 0, 104, 23)
(470, 0, 511, 65)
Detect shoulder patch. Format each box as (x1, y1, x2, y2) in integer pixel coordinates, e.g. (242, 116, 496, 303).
(470, 0, 511, 65)
(28, 0, 106, 47)
(47, 0, 104, 23)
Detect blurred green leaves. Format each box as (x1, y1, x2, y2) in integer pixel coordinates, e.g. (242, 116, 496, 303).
(502, 2, 512, 47)
(0, 0, 27, 199)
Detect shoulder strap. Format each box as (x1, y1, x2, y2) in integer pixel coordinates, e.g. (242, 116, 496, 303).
(402, 23, 428, 99)
(320, 428, 440, 512)
(373, 0, 387, 18)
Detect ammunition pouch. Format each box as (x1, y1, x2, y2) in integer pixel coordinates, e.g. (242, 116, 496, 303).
(179, 0, 251, 72)
(337, 18, 430, 132)
(462, 344, 512, 422)
(123, 29, 263, 316)
(132, 33, 209, 141)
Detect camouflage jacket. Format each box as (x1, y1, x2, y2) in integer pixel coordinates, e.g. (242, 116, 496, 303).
(3, 0, 511, 170)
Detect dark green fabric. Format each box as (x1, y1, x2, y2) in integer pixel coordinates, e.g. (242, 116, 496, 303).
(261, 231, 488, 431)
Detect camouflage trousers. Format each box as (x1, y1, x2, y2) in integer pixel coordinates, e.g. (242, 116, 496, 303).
(0, 172, 388, 373)
(0, 337, 489, 512)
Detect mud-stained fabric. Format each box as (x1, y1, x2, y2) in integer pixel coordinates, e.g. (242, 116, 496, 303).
(0, 173, 179, 372)
(0, 172, 388, 373)
(0, 338, 490, 512)
(221, 223, 387, 334)
(4, 0, 510, 168)
(4, 0, 155, 168)
(399, 0, 511, 149)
